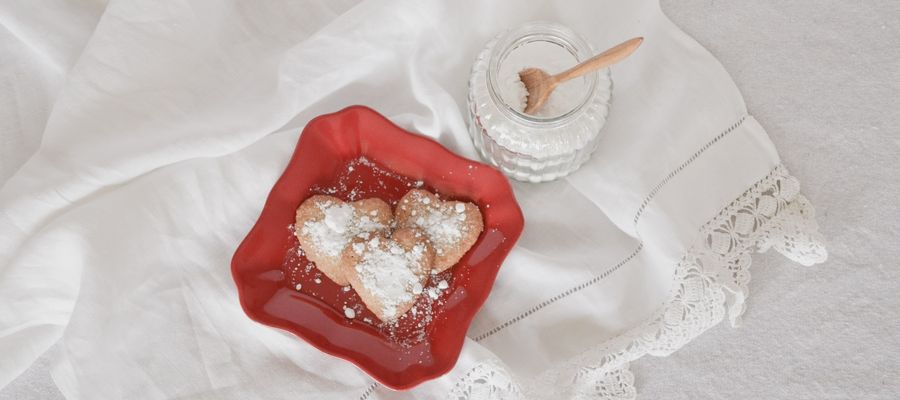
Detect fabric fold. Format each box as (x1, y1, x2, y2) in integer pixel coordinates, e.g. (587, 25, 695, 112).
(0, 0, 826, 398)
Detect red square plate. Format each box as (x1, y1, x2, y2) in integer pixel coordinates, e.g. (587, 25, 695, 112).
(231, 106, 524, 390)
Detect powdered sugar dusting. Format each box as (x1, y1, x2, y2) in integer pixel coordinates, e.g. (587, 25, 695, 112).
(300, 200, 386, 257)
(403, 191, 468, 252)
(353, 237, 427, 320)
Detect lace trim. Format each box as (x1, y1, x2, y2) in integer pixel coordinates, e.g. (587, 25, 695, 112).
(570, 165, 826, 396)
(572, 364, 636, 400)
(448, 359, 524, 400)
(442, 165, 827, 399)
(446, 360, 635, 400)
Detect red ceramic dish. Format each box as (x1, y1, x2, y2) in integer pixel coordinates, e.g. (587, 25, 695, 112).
(231, 106, 524, 390)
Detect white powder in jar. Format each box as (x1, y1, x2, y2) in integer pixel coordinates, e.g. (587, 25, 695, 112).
(497, 40, 592, 118)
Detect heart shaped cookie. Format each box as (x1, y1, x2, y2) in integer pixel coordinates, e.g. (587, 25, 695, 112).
(342, 228, 435, 322)
(294, 195, 392, 285)
(395, 189, 483, 273)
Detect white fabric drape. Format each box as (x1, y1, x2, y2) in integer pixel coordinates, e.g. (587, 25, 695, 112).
(0, 1, 825, 399)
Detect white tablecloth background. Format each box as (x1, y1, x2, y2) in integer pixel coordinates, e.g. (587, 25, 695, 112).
(2, 0, 895, 398)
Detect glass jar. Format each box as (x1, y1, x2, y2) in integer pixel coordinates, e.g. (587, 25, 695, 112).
(467, 22, 613, 183)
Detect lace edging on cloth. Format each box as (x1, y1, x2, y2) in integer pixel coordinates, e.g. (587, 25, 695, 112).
(447, 359, 635, 400)
(443, 165, 827, 400)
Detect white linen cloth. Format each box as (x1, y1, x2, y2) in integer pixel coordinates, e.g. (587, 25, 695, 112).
(0, 0, 826, 399)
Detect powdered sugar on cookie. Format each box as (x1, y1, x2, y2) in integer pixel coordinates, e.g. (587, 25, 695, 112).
(395, 189, 484, 272)
(301, 200, 387, 257)
(344, 228, 433, 321)
(404, 192, 464, 249)
(294, 195, 392, 286)
(293, 183, 482, 326)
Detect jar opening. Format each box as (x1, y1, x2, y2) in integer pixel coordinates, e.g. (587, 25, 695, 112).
(487, 22, 598, 126)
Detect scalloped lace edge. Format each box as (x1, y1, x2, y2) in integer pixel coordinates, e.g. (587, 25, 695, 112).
(444, 164, 827, 399)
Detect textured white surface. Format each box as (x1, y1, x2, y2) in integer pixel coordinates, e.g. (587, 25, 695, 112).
(1, 0, 898, 399)
(632, 1, 900, 399)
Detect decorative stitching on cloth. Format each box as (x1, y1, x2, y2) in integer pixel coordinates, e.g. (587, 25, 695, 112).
(632, 116, 748, 224)
(471, 243, 643, 342)
(358, 382, 377, 400)
(471, 115, 749, 341)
